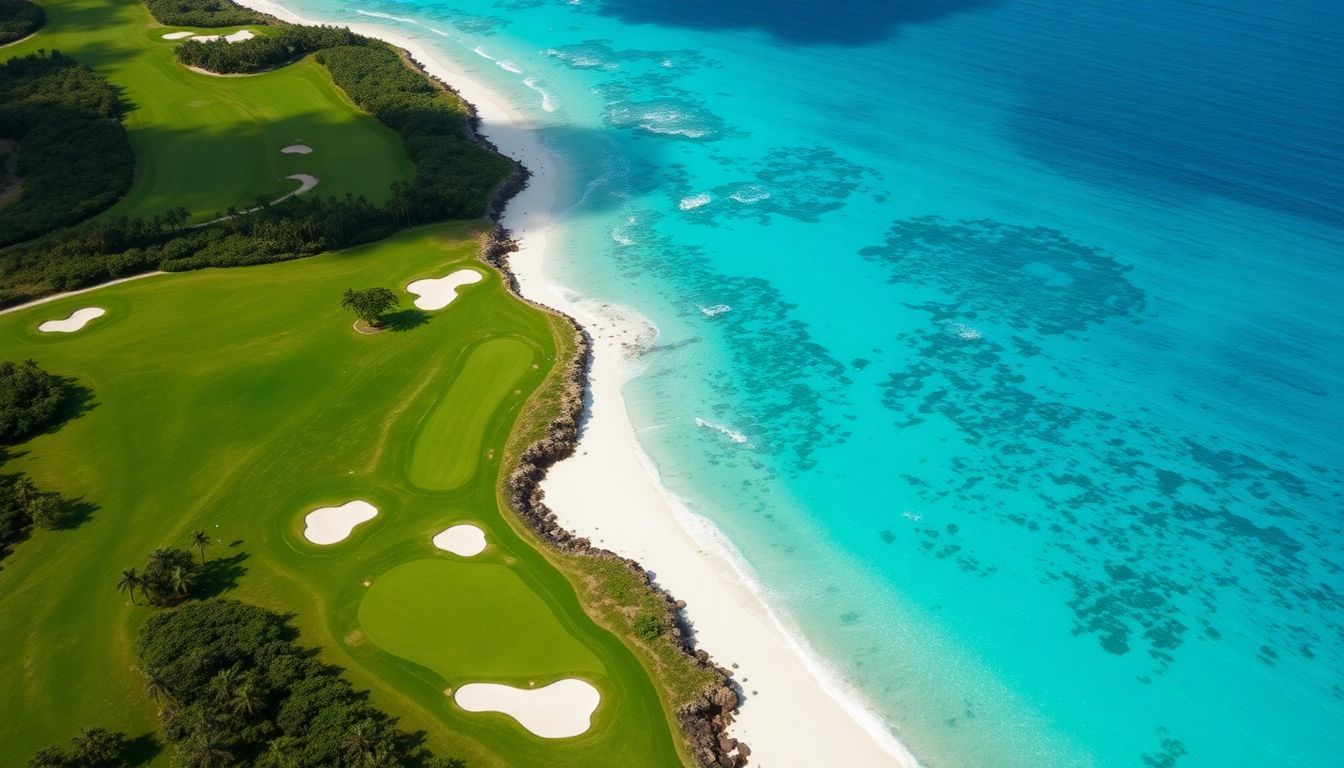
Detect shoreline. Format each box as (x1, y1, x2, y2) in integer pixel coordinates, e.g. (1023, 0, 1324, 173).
(195, 2, 915, 763)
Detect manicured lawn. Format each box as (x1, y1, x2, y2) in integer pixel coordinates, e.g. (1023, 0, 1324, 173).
(0, 224, 682, 767)
(0, 0, 412, 222)
(408, 336, 537, 491)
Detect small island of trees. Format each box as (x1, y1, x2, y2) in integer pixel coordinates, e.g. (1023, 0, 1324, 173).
(342, 287, 398, 331)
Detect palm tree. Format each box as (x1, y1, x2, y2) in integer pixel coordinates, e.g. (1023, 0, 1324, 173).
(340, 719, 380, 766)
(191, 530, 212, 564)
(211, 666, 239, 705)
(143, 671, 172, 705)
(231, 682, 260, 717)
(117, 568, 142, 605)
(170, 564, 192, 597)
(184, 732, 232, 768)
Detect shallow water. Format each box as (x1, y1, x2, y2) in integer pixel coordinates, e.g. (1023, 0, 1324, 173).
(285, 0, 1342, 764)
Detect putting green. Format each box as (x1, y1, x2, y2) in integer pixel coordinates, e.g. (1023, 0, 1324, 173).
(0, 224, 683, 767)
(358, 558, 605, 681)
(0, 0, 412, 222)
(409, 337, 535, 491)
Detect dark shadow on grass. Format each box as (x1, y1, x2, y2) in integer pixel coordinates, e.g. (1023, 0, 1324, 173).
(36, 378, 98, 439)
(381, 308, 430, 332)
(121, 732, 163, 767)
(194, 551, 248, 598)
(52, 497, 97, 530)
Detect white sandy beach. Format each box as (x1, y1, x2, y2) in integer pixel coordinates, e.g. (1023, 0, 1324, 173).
(179, 1, 924, 762)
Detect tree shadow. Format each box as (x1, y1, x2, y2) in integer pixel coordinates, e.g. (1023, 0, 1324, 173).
(41, 377, 98, 438)
(195, 551, 249, 598)
(52, 497, 98, 531)
(381, 309, 430, 332)
(121, 732, 163, 767)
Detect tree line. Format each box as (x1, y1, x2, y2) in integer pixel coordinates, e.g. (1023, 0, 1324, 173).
(142, 0, 266, 27)
(0, 51, 135, 248)
(0, 0, 44, 45)
(136, 599, 465, 768)
(176, 25, 360, 74)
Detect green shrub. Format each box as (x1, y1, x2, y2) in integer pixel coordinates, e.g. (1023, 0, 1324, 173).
(633, 611, 666, 642)
(0, 359, 68, 444)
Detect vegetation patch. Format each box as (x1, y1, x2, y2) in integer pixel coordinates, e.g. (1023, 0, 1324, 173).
(137, 598, 464, 768)
(0, 51, 133, 248)
(0, 0, 44, 46)
(0, 358, 69, 443)
(141, 0, 266, 27)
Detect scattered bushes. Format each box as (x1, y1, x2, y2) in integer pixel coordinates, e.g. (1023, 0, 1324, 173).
(141, 0, 266, 27)
(0, 51, 134, 247)
(0, 359, 69, 444)
(136, 599, 464, 768)
(120, 547, 198, 605)
(26, 727, 132, 768)
(0, 0, 44, 46)
(633, 611, 666, 642)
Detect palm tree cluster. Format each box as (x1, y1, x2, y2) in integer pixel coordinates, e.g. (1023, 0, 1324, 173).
(136, 599, 465, 768)
(118, 533, 206, 605)
(25, 726, 128, 767)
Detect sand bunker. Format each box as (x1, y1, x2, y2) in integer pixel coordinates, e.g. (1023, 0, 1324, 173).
(303, 500, 377, 545)
(282, 144, 313, 154)
(38, 307, 105, 333)
(454, 679, 600, 738)
(191, 30, 256, 43)
(407, 270, 483, 311)
(432, 524, 486, 556)
(162, 31, 194, 40)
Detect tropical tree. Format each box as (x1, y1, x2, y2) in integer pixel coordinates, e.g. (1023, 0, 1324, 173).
(341, 288, 398, 328)
(231, 682, 260, 717)
(340, 719, 381, 766)
(170, 565, 192, 597)
(117, 568, 142, 605)
(70, 727, 122, 766)
(191, 529, 211, 564)
(183, 731, 232, 768)
(28, 493, 66, 529)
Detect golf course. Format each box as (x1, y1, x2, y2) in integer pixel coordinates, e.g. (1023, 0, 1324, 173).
(0, 1, 725, 765)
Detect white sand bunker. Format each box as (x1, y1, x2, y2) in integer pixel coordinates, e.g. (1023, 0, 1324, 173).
(454, 679, 600, 738)
(303, 500, 377, 545)
(39, 307, 105, 333)
(162, 31, 194, 40)
(191, 30, 256, 43)
(432, 524, 486, 556)
(282, 144, 313, 154)
(407, 270, 483, 311)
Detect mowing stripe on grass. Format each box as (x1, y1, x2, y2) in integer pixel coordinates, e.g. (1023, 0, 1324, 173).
(408, 337, 534, 491)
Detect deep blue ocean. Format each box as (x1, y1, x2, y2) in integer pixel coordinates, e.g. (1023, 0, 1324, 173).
(282, 0, 1341, 764)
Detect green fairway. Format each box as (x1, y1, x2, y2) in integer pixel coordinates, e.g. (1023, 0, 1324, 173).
(0, 0, 412, 222)
(0, 224, 683, 767)
(409, 336, 537, 491)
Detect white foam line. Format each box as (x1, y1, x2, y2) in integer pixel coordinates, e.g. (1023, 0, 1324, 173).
(232, 1, 920, 764)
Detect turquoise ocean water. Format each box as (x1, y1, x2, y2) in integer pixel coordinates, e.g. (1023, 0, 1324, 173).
(281, 1, 1341, 764)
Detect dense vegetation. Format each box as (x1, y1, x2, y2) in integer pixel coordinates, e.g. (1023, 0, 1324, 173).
(0, 51, 134, 248)
(137, 599, 463, 768)
(0, 475, 73, 560)
(177, 26, 358, 74)
(26, 727, 135, 768)
(120, 546, 199, 605)
(0, 359, 69, 444)
(0, 0, 44, 46)
(142, 0, 266, 27)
